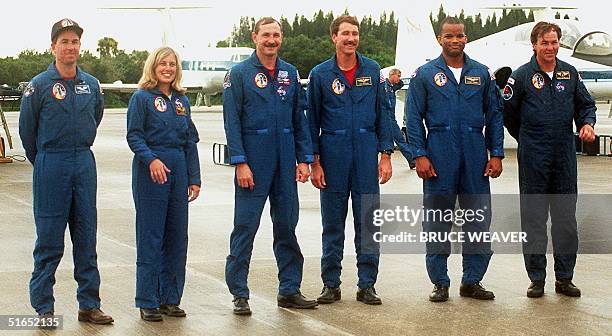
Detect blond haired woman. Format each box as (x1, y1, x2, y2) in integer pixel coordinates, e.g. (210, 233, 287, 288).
(126, 47, 201, 321)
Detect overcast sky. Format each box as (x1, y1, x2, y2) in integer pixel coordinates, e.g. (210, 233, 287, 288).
(1, 0, 609, 57)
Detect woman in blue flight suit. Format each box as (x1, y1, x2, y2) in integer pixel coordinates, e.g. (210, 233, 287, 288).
(126, 47, 201, 321)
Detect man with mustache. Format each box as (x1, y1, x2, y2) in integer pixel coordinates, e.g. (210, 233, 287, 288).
(307, 15, 393, 305)
(223, 17, 317, 315)
(405, 16, 504, 302)
(503, 22, 596, 298)
(19, 18, 113, 325)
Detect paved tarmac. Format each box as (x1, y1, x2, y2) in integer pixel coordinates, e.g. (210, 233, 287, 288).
(0, 106, 610, 335)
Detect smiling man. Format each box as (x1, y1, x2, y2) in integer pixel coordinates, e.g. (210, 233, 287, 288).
(19, 18, 113, 325)
(307, 15, 393, 306)
(223, 17, 316, 315)
(503, 21, 597, 299)
(405, 16, 504, 302)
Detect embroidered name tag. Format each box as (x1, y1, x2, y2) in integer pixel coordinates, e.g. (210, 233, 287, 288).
(464, 76, 481, 85)
(355, 77, 372, 86)
(277, 70, 291, 85)
(75, 84, 91, 94)
(556, 71, 570, 80)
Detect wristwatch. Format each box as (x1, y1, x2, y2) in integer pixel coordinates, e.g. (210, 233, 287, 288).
(380, 149, 394, 156)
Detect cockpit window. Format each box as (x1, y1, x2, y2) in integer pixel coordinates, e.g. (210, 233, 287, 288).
(575, 32, 612, 56)
(513, 21, 596, 51)
(558, 21, 581, 49)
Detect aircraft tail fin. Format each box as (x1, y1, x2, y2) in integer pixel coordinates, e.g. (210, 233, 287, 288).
(393, 7, 439, 75)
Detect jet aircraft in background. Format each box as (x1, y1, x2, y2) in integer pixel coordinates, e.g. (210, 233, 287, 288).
(99, 6, 253, 106)
(384, 5, 612, 127)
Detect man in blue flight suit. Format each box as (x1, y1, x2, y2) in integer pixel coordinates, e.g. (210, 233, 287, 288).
(223, 17, 317, 315)
(385, 68, 416, 169)
(308, 15, 393, 306)
(19, 18, 113, 324)
(405, 17, 504, 302)
(503, 22, 596, 298)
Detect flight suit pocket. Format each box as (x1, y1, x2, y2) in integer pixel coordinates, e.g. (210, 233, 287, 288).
(137, 160, 171, 201)
(34, 154, 68, 218)
(462, 85, 484, 102)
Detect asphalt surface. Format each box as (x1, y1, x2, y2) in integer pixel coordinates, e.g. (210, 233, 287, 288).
(0, 106, 610, 335)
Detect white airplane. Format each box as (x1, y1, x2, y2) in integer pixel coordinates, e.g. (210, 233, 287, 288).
(101, 46, 253, 106)
(469, 6, 612, 101)
(99, 6, 253, 106)
(384, 5, 612, 126)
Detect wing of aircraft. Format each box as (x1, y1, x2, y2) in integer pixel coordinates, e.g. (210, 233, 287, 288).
(101, 47, 253, 106)
(100, 81, 139, 93)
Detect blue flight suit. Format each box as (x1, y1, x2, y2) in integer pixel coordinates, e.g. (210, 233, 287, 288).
(406, 54, 504, 287)
(126, 88, 201, 308)
(503, 56, 596, 282)
(223, 53, 313, 298)
(384, 78, 413, 162)
(19, 63, 104, 314)
(307, 53, 393, 289)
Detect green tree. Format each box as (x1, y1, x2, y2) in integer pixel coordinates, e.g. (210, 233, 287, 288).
(97, 37, 119, 58)
(228, 17, 255, 47)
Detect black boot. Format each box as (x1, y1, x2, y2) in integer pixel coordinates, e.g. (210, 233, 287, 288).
(317, 286, 341, 304)
(277, 291, 318, 309)
(555, 279, 581, 297)
(459, 282, 495, 300)
(527, 281, 545, 298)
(232, 297, 252, 315)
(429, 284, 449, 302)
(356, 287, 382, 305)
(140, 308, 163, 322)
(159, 304, 186, 317)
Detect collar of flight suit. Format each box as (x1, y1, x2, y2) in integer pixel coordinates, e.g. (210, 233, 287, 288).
(432, 53, 476, 85)
(528, 54, 567, 74)
(326, 52, 365, 73)
(322, 51, 368, 89)
(149, 87, 182, 100)
(247, 51, 293, 76)
(47, 62, 85, 82)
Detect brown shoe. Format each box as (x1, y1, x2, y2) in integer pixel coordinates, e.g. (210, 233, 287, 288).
(78, 308, 114, 325)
